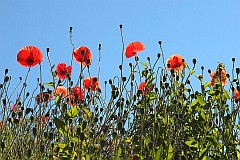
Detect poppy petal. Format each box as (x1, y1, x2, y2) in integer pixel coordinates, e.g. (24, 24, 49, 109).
(125, 42, 145, 58)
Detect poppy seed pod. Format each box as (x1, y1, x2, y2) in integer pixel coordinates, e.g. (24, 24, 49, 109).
(46, 48, 50, 53)
(158, 40, 162, 45)
(98, 43, 102, 50)
(70, 26, 73, 32)
(232, 57, 235, 62)
(201, 66, 204, 70)
(192, 58, 197, 65)
(119, 24, 123, 29)
(157, 53, 161, 58)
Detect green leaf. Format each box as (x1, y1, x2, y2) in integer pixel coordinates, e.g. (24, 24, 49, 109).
(54, 117, 68, 136)
(190, 69, 195, 75)
(204, 82, 211, 89)
(140, 62, 148, 68)
(196, 95, 206, 106)
(82, 108, 92, 118)
(185, 138, 199, 148)
(55, 95, 61, 106)
(67, 106, 79, 118)
(44, 82, 55, 87)
(223, 90, 230, 99)
(167, 144, 173, 160)
(116, 147, 122, 160)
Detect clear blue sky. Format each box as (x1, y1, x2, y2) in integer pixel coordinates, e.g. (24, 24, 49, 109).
(1, 1, 240, 92)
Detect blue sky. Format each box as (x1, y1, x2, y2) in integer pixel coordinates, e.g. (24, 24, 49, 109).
(1, 1, 240, 92)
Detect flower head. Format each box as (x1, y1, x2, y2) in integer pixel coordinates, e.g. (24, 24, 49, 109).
(84, 77, 101, 91)
(69, 86, 84, 106)
(210, 70, 228, 86)
(36, 92, 53, 104)
(138, 82, 155, 95)
(56, 63, 72, 80)
(55, 86, 68, 97)
(125, 41, 145, 58)
(166, 54, 186, 71)
(233, 88, 239, 100)
(17, 46, 43, 68)
(73, 46, 92, 66)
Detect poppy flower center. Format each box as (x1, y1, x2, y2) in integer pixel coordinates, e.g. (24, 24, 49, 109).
(27, 59, 34, 65)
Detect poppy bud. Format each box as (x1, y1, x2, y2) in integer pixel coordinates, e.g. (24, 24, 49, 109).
(232, 57, 235, 62)
(167, 63, 171, 68)
(147, 57, 150, 61)
(98, 43, 102, 50)
(109, 79, 112, 84)
(70, 26, 73, 32)
(5, 69, 8, 75)
(4, 76, 9, 83)
(208, 69, 211, 74)
(176, 75, 179, 81)
(46, 48, 50, 53)
(122, 77, 126, 82)
(236, 68, 240, 74)
(86, 58, 91, 64)
(2, 99, 6, 106)
(129, 63, 132, 68)
(201, 66, 204, 70)
(119, 65, 122, 70)
(158, 40, 162, 45)
(192, 58, 197, 65)
(81, 50, 85, 55)
(119, 24, 123, 29)
(0, 84, 2, 89)
(157, 53, 161, 58)
(226, 74, 230, 78)
(135, 56, 139, 61)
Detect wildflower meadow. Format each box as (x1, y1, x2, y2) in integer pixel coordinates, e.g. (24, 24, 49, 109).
(0, 25, 239, 160)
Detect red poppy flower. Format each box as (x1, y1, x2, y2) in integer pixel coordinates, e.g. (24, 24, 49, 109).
(73, 46, 92, 66)
(233, 89, 239, 100)
(84, 77, 101, 91)
(166, 54, 186, 71)
(69, 86, 84, 106)
(125, 41, 145, 58)
(17, 46, 43, 68)
(36, 92, 53, 104)
(138, 82, 155, 95)
(210, 71, 228, 86)
(42, 115, 49, 123)
(55, 86, 68, 97)
(56, 63, 72, 80)
(10, 104, 22, 113)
